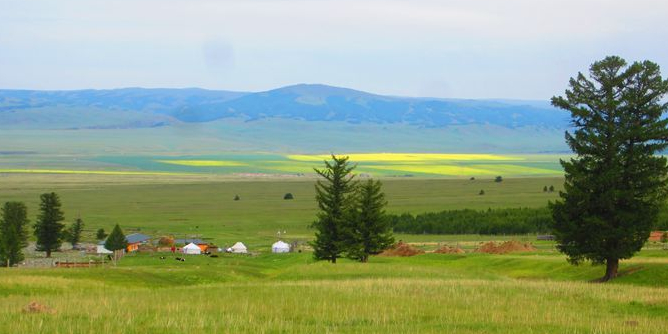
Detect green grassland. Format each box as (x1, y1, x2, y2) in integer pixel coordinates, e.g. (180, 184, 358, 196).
(1, 251, 667, 333)
(0, 173, 564, 247)
(2, 173, 667, 333)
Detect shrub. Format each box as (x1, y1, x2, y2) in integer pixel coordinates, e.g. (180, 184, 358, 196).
(284, 193, 294, 200)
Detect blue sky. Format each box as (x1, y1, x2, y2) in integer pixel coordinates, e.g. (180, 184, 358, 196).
(1, 0, 667, 99)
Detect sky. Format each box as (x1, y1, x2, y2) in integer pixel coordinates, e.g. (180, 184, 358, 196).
(1, 0, 667, 99)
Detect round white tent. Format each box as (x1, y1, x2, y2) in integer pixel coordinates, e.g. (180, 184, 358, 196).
(230, 242, 247, 254)
(183, 242, 202, 255)
(272, 241, 290, 253)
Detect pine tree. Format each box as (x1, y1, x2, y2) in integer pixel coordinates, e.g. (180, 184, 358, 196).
(104, 224, 128, 265)
(34, 192, 65, 258)
(310, 155, 357, 263)
(0, 202, 29, 267)
(543, 186, 548, 192)
(550, 56, 668, 281)
(346, 179, 394, 262)
(104, 224, 128, 252)
(65, 218, 84, 248)
(549, 185, 555, 192)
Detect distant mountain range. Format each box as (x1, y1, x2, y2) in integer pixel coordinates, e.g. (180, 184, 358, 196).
(0, 84, 568, 129)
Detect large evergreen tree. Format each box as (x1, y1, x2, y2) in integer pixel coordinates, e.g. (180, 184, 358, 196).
(550, 56, 668, 281)
(346, 179, 394, 262)
(0, 202, 29, 267)
(34, 192, 65, 258)
(310, 155, 357, 263)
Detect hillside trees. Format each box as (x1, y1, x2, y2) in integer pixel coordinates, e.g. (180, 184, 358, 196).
(346, 179, 394, 262)
(34, 192, 65, 258)
(550, 56, 668, 281)
(0, 202, 29, 267)
(311, 155, 357, 263)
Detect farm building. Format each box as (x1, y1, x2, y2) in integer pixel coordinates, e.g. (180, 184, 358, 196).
(126, 233, 152, 252)
(96, 242, 113, 254)
(97, 233, 152, 253)
(272, 240, 290, 253)
(649, 231, 667, 242)
(182, 243, 202, 255)
(175, 238, 210, 252)
(230, 242, 248, 254)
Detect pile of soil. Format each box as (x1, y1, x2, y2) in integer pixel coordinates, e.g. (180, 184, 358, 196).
(475, 241, 537, 254)
(434, 245, 466, 254)
(379, 242, 425, 257)
(23, 301, 55, 314)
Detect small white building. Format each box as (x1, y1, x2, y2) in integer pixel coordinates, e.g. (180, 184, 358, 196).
(230, 242, 248, 254)
(183, 242, 202, 255)
(96, 242, 113, 255)
(272, 240, 290, 253)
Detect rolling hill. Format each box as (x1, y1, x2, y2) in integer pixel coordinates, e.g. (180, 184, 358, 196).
(0, 84, 570, 153)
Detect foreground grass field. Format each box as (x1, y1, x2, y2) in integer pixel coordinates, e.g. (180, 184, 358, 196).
(1, 252, 667, 333)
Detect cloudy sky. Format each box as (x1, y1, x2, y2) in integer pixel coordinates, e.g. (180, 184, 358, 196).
(1, 0, 667, 99)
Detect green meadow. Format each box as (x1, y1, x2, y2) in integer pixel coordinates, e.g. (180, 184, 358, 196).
(0, 173, 565, 247)
(1, 251, 667, 333)
(1, 168, 667, 333)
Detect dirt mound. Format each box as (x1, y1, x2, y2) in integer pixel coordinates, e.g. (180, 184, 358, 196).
(23, 301, 55, 314)
(434, 245, 466, 254)
(379, 242, 425, 257)
(475, 241, 537, 254)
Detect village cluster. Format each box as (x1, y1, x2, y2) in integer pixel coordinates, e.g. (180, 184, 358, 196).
(95, 233, 292, 256)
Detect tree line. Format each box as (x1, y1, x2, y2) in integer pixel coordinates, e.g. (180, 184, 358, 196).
(0, 192, 128, 267)
(389, 207, 553, 235)
(1, 193, 70, 266)
(311, 155, 394, 263)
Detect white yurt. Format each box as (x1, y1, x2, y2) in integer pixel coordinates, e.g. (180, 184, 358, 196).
(230, 242, 248, 254)
(183, 242, 202, 255)
(272, 240, 290, 253)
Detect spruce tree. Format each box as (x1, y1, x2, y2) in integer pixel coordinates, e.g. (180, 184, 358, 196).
(104, 224, 128, 252)
(0, 202, 29, 267)
(310, 155, 357, 263)
(346, 179, 394, 262)
(34, 192, 65, 258)
(550, 56, 668, 281)
(65, 218, 84, 248)
(105, 224, 127, 264)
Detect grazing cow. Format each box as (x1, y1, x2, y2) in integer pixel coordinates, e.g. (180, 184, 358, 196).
(175, 257, 184, 261)
(210, 254, 219, 258)
(159, 256, 166, 260)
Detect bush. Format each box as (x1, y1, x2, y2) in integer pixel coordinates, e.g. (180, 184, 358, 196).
(283, 193, 294, 200)
(233, 195, 240, 201)
(479, 190, 485, 195)
(495, 176, 503, 183)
